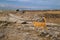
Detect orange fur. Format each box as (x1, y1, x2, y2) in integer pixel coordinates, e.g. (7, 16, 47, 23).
(33, 17, 47, 30)
(33, 22, 46, 28)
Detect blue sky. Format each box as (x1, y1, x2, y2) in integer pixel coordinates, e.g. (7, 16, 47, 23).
(0, 0, 60, 10)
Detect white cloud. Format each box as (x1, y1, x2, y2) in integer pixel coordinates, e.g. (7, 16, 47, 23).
(0, 3, 16, 8)
(0, 0, 60, 10)
(7, 0, 17, 1)
(7, 0, 30, 2)
(18, 0, 30, 2)
(0, 4, 6, 7)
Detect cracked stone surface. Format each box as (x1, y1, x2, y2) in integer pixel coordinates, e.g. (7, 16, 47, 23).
(0, 21, 60, 40)
(0, 12, 60, 40)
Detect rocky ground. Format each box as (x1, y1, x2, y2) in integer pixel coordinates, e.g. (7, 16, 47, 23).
(0, 11, 60, 40)
(0, 21, 60, 40)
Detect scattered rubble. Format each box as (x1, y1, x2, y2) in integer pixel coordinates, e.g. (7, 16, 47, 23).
(0, 12, 60, 40)
(0, 21, 60, 40)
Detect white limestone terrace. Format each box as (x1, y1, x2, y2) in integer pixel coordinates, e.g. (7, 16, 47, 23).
(0, 13, 60, 26)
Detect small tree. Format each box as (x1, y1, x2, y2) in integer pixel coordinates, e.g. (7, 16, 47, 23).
(16, 9, 19, 11)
